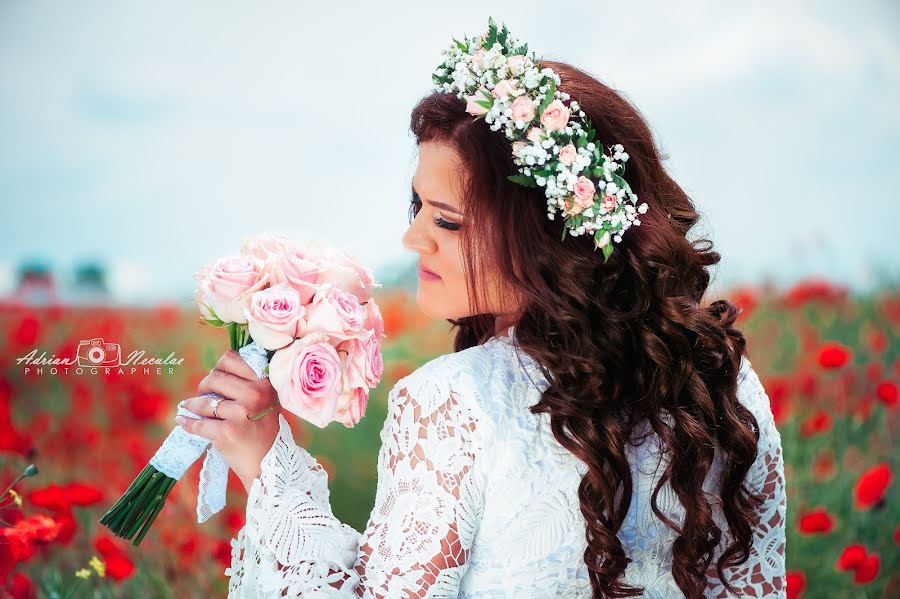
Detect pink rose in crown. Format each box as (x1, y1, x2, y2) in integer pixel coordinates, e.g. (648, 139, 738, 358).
(194, 255, 270, 324)
(526, 127, 544, 143)
(465, 89, 491, 116)
(601, 194, 618, 212)
(506, 55, 526, 75)
(492, 79, 517, 99)
(244, 284, 304, 351)
(472, 49, 487, 69)
(540, 99, 570, 132)
(511, 95, 536, 123)
(572, 176, 596, 212)
(269, 333, 344, 428)
(558, 143, 577, 166)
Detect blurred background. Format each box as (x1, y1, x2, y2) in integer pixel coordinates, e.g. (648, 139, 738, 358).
(1, 1, 898, 598)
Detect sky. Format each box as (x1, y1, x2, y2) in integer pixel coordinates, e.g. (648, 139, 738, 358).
(1, 0, 899, 303)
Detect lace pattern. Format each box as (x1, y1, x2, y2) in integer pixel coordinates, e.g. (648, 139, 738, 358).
(226, 328, 786, 598)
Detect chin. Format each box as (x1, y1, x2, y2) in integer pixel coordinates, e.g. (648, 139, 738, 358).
(416, 286, 462, 321)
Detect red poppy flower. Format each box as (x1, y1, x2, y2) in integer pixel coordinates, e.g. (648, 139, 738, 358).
(213, 539, 233, 571)
(103, 552, 136, 581)
(27, 485, 69, 512)
(835, 544, 867, 571)
(875, 381, 898, 407)
(894, 525, 900, 545)
(8, 571, 34, 599)
(799, 410, 832, 438)
(93, 534, 136, 581)
(853, 553, 880, 584)
(854, 463, 892, 509)
(62, 482, 103, 506)
(786, 570, 806, 599)
(798, 508, 835, 534)
(817, 342, 852, 369)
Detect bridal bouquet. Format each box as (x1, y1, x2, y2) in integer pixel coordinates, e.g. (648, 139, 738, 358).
(99, 234, 385, 546)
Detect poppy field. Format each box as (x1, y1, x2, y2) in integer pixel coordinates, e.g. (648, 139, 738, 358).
(1, 280, 897, 598)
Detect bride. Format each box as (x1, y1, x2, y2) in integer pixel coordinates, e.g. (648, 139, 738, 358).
(176, 18, 786, 599)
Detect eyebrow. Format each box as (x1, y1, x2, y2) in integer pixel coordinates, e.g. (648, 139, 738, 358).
(411, 182, 465, 217)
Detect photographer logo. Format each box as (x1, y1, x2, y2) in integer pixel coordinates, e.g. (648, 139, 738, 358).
(16, 336, 185, 376)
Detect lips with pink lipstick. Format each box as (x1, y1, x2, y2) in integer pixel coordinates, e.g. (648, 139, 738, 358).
(418, 264, 441, 281)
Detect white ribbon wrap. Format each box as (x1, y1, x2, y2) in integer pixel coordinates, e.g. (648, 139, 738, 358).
(148, 341, 270, 523)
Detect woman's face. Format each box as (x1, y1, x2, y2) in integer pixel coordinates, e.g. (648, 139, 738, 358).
(401, 140, 519, 329)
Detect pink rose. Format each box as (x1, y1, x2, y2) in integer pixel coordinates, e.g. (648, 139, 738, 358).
(303, 283, 366, 342)
(465, 94, 489, 116)
(269, 333, 343, 428)
(334, 387, 368, 428)
(558, 143, 577, 166)
(512, 140, 528, 158)
(337, 333, 383, 389)
(194, 255, 270, 324)
(511, 95, 536, 124)
(595, 230, 611, 249)
(363, 300, 385, 340)
(601, 194, 618, 212)
(244, 284, 304, 350)
(272, 247, 327, 305)
(307, 240, 380, 303)
(573, 176, 596, 210)
(506, 55, 526, 75)
(526, 127, 543, 143)
(472, 49, 486, 69)
(492, 79, 517, 99)
(240, 233, 297, 263)
(540, 99, 570, 132)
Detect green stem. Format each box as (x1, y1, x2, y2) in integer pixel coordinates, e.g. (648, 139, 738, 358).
(63, 578, 83, 599)
(122, 474, 167, 539)
(112, 472, 163, 535)
(132, 477, 176, 546)
(100, 465, 154, 525)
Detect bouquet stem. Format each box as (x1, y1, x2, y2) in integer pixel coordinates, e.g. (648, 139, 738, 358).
(99, 326, 250, 546)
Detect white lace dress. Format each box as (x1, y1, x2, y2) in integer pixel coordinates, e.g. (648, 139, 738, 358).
(225, 325, 786, 598)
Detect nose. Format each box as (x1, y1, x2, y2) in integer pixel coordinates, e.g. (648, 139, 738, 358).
(402, 212, 437, 254)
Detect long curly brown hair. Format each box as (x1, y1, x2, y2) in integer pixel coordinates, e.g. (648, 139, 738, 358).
(409, 60, 762, 598)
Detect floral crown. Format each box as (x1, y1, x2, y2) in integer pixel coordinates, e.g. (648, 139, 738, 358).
(431, 17, 649, 262)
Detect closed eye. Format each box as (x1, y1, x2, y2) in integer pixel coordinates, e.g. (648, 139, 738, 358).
(409, 192, 461, 231)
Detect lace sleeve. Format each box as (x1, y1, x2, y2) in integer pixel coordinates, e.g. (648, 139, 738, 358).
(706, 361, 787, 598)
(225, 362, 486, 598)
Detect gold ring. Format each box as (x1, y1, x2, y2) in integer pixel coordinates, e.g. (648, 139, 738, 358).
(209, 397, 223, 419)
(248, 400, 279, 421)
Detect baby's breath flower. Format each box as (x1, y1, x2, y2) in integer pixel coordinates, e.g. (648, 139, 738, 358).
(431, 17, 646, 261)
(75, 568, 92, 580)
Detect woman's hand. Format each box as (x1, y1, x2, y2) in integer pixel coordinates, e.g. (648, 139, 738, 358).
(176, 349, 282, 494)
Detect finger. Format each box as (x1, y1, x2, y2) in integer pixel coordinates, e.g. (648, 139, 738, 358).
(181, 396, 247, 421)
(215, 349, 258, 381)
(175, 414, 224, 441)
(198, 370, 263, 408)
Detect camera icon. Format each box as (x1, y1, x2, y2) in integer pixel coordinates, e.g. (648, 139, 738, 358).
(77, 337, 122, 368)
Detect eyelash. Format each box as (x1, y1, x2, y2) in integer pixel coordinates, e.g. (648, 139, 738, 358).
(408, 194, 461, 231)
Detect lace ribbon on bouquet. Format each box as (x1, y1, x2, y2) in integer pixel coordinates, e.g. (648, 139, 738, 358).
(147, 342, 270, 523)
